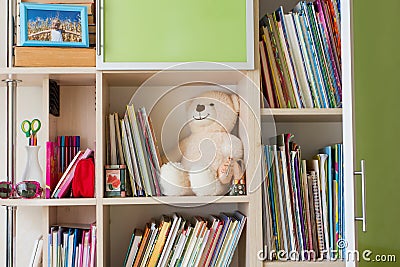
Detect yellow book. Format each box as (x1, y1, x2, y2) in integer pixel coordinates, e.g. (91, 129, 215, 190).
(147, 216, 171, 267)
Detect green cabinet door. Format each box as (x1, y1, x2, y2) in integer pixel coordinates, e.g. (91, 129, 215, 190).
(353, 0, 400, 266)
(102, 0, 251, 67)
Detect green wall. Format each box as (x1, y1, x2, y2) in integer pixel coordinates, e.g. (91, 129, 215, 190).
(103, 0, 247, 63)
(353, 0, 400, 266)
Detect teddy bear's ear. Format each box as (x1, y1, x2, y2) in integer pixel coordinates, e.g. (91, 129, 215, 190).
(230, 94, 240, 113)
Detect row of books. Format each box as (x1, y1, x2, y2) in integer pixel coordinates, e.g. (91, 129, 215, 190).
(259, 0, 341, 108)
(107, 104, 162, 197)
(48, 223, 97, 267)
(261, 134, 344, 260)
(123, 212, 246, 267)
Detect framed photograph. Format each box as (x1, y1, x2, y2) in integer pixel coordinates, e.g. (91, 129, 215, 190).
(20, 3, 89, 47)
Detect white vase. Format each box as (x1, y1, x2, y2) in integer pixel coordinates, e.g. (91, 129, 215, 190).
(22, 146, 43, 187)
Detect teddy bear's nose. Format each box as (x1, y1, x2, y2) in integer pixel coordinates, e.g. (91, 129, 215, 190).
(196, 104, 205, 112)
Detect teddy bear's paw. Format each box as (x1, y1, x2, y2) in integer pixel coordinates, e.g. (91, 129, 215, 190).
(188, 167, 229, 196)
(159, 162, 193, 196)
(217, 157, 234, 184)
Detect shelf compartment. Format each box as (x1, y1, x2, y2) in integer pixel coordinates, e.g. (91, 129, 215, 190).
(261, 108, 342, 122)
(105, 203, 248, 267)
(102, 195, 250, 205)
(0, 198, 96, 207)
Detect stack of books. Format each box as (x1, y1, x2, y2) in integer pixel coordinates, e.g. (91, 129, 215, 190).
(48, 223, 96, 267)
(259, 0, 341, 108)
(107, 104, 162, 197)
(123, 212, 246, 267)
(261, 134, 344, 260)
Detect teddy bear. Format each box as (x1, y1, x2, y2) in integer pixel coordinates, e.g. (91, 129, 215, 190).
(159, 90, 244, 196)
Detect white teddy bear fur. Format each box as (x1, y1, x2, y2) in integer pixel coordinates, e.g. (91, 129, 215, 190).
(159, 91, 244, 196)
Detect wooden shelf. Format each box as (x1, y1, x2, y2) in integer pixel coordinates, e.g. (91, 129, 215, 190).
(261, 108, 342, 122)
(0, 198, 96, 207)
(101, 195, 250, 206)
(264, 261, 346, 267)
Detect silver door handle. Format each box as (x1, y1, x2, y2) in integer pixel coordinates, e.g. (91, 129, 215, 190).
(355, 159, 367, 232)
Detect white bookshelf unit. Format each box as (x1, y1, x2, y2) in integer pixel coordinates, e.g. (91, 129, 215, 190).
(0, 0, 358, 266)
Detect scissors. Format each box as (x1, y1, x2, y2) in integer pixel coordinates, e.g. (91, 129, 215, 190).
(21, 119, 41, 146)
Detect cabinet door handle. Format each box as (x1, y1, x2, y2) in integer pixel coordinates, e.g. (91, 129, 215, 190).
(354, 159, 367, 232)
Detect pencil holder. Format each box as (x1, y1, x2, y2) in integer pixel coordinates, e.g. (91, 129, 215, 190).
(22, 146, 43, 188)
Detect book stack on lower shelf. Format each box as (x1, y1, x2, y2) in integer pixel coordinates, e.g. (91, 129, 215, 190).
(48, 223, 97, 267)
(261, 134, 344, 261)
(123, 211, 246, 267)
(259, 0, 341, 108)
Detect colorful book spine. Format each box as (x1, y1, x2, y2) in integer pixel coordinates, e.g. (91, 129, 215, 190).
(262, 136, 344, 261)
(259, 0, 341, 108)
(124, 213, 246, 267)
(46, 141, 58, 199)
(48, 224, 96, 267)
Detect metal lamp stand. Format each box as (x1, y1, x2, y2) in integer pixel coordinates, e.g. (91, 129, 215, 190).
(3, 78, 19, 267)
(4, 1, 19, 266)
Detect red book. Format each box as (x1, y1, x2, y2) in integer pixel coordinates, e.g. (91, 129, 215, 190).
(46, 141, 59, 199)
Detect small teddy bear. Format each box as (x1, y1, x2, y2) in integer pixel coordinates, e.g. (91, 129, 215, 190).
(159, 91, 244, 196)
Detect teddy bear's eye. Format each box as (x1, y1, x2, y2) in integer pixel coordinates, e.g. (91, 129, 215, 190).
(210, 103, 214, 106)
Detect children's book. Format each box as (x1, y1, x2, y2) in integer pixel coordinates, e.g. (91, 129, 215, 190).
(46, 141, 59, 199)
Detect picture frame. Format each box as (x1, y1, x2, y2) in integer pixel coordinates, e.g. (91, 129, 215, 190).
(20, 3, 89, 47)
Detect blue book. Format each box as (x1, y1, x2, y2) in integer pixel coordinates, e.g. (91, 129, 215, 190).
(57, 227, 64, 266)
(123, 231, 135, 266)
(48, 233, 52, 267)
(265, 146, 279, 250)
(224, 211, 247, 267)
(65, 229, 73, 267)
(60, 136, 65, 173)
(71, 228, 80, 267)
(338, 143, 345, 256)
(295, 2, 328, 108)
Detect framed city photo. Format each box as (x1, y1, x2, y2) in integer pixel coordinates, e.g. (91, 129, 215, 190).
(20, 3, 89, 47)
